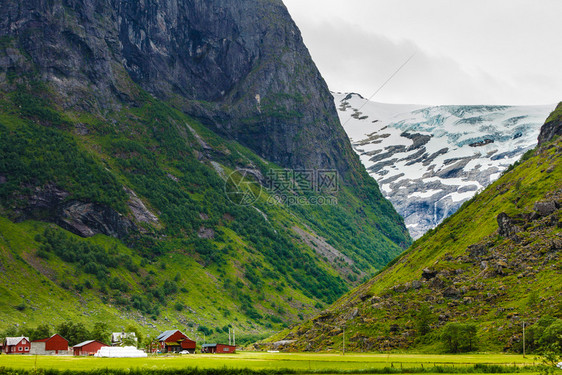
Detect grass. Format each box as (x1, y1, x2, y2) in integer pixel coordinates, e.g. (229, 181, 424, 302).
(0, 353, 542, 373)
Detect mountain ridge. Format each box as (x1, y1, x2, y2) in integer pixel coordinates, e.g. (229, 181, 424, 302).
(265, 106, 562, 352)
(0, 0, 410, 338)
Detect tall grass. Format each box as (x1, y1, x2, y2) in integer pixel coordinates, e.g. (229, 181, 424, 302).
(0, 363, 539, 375)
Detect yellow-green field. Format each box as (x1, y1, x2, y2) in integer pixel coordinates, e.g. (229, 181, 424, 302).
(0, 352, 541, 373)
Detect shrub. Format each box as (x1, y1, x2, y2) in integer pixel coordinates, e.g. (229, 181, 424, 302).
(441, 322, 478, 353)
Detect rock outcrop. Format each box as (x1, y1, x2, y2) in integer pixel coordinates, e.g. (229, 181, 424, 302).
(538, 102, 562, 145)
(0, 0, 361, 179)
(16, 185, 135, 240)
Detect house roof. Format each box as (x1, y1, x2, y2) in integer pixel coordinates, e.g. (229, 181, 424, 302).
(156, 329, 188, 342)
(32, 334, 68, 343)
(5, 337, 29, 346)
(156, 330, 177, 341)
(73, 340, 106, 348)
(74, 340, 96, 348)
(202, 343, 234, 348)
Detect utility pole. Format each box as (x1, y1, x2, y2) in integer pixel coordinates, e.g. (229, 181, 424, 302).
(229, 328, 231, 346)
(522, 322, 526, 358)
(233, 328, 236, 347)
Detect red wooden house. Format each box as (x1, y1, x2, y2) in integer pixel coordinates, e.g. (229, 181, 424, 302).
(73, 340, 108, 356)
(31, 334, 69, 355)
(3, 337, 31, 354)
(201, 343, 236, 353)
(156, 330, 196, 353)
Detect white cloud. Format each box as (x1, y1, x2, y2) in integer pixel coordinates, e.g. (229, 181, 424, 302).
(283, 0, 562, 105)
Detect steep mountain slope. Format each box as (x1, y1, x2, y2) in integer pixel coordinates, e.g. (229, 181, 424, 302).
(336, 92, 555, 239)
(1, 0, 362, 179)
(269, 108, 562, 352)
(0, 1, 410, 339)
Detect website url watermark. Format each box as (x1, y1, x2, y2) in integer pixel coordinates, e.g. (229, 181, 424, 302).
(224, 168, 339, 206)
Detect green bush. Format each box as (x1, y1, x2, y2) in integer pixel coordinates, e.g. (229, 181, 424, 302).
(528, 316, 562, 352)
(441, 322, 478, 353)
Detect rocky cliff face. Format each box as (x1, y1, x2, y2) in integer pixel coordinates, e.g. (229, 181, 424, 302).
(538, 102, 562, 145)
(0, 0, 411, 330)
(0, 0, 360, 178)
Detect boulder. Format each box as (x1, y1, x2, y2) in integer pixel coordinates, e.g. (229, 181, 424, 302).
(497, 212, 523, 237)
(422, 268, 438, 280)
(468, 243, 489, 258)
(443, 286, 461, 299)
(534, 200, 558, 217)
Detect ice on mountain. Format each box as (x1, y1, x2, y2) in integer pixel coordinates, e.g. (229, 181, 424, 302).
(335, 92, 555, 239)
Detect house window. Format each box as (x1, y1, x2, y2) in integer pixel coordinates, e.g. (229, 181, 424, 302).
(25, 347, 29, 351)
(18, 347, 23, 351)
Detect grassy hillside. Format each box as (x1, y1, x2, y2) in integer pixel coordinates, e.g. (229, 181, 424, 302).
(0, 72, 410, 342)
(269, 124, 562, 353)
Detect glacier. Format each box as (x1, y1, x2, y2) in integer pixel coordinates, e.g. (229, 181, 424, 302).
(336, 92, 556, 239)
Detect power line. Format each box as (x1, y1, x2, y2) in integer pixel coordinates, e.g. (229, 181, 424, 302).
(341, 53, 416, 127)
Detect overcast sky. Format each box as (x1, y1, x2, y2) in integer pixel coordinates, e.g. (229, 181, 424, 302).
(282, 0, 562, 105)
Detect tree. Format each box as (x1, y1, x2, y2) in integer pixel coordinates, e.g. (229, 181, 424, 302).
(539, 320, 562, 349)
(91, 322, 111, 345)
(31, 324, 51, 341)
(1, 326, 18, 337)
(441, 322, 479, 353)
(536, 343, 562, 375)
(125, 325, 143, 348)
(57, 322, 90, 347)
(416, 305, 433, 337)
(528, 316, 562, 352)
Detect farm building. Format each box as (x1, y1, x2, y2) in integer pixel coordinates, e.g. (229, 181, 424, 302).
(3, 337, 30, 354)
(111, 332, 137, 346)
(156, 330, 196, 353)
(73, 340, 108, 356)
(201, 343, 236, 354)
(31, 334, 69, 355)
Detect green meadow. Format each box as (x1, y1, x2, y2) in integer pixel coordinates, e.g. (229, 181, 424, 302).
(0, 352, 543, 374)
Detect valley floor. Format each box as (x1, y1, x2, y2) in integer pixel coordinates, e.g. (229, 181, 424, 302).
(0, 352, 541, 373)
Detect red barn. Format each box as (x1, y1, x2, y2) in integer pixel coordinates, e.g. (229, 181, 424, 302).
(31, 334, 69, 355)
(73, 340, 108, 356)
(3, 337, 31, 354)
(156, 330, 196, 353)
(201, 343, 236, 353)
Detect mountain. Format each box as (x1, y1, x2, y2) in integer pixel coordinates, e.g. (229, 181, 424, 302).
(0, 0, 410, 339)
(266, 107, 561, 352)
(336, 92, 555, 239)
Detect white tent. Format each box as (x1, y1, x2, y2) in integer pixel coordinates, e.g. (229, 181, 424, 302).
(94, 346, 147, 358)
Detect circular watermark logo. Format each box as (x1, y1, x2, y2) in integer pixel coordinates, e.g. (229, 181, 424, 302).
(224, 170, 262, 206)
